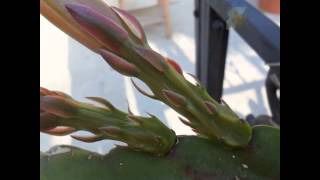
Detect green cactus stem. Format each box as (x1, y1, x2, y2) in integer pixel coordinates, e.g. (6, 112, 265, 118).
(52, 2, 252, 147)
(41, 126, 279, 180)
(40, 87, 176, 156)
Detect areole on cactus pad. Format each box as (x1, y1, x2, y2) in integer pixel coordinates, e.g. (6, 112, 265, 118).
(41, 0, 252, 148)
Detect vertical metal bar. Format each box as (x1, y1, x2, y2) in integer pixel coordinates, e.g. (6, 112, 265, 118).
(198, 0, 229, 101)
(198, 0, 211, 89)
(265, 66, 280, 125)
(195, 0, 201, 79)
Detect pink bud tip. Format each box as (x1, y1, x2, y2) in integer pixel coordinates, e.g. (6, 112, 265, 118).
(98, 49, 139, 76)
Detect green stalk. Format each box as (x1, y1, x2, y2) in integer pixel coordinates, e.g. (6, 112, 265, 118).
(40, 0, 252, 148)
(40, 87, 176, 156)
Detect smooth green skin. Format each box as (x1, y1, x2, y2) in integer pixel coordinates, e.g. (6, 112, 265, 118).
(40, 126, 279, 180)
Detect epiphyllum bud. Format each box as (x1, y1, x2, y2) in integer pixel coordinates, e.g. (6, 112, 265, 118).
(65, 3, 129, 53)
(40, 87, 176, 156)
(40, 87, 78, 132)
(40, 95, 77, 118)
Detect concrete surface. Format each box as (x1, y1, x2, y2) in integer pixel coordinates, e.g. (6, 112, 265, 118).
(40, 0, 280, 153)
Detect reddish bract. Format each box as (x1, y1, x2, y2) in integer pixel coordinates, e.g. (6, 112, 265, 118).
(166, 58, 183, 74)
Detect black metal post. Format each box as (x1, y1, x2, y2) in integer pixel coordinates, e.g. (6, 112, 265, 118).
(196, 0, 229, 101)
(194, 0, 280, 122)
(195, 0, 201, 81)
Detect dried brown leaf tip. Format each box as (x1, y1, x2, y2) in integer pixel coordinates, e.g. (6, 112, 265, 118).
(86, 96, 115, 110)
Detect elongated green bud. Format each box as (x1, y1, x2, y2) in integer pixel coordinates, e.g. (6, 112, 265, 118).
(40, 96, 77, 118)
(40, 87, 176, 156)
(65, 3, 129, 53)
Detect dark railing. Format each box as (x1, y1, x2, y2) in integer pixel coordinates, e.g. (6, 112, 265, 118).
(194, 0, 280, 124)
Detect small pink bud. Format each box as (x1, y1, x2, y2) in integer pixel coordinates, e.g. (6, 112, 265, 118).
(40, 96, 77, 118)
(65, 3, 129, 53)
(99, 49, 139, 76)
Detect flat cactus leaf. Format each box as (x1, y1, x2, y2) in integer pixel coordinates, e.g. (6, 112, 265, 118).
(40, 126, 279, 180)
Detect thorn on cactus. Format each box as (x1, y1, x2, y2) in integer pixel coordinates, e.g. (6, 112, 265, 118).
(178, 117, 194, 127)
(185, 73, 202, 87)
(146, 113, 158, 119)
(111, 6, 146, 43)
(86, 96, 115, 110)
(42, 126, 77, 136)
(162, 90, 187, 107)
(71, 134, 104, 143)
(99, 126, 122, 137)
(98, 49, 139, 76)
(221, 99, 232, 109)
(203, 101, 216, 114)
(127, 115, 143, 125)
(127, 106, 134, 115)
(131, 78, 157, 99)
(65, 3, 129, 53)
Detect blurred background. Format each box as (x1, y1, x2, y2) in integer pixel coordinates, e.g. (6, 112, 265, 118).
(40, 0, 280, 153)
